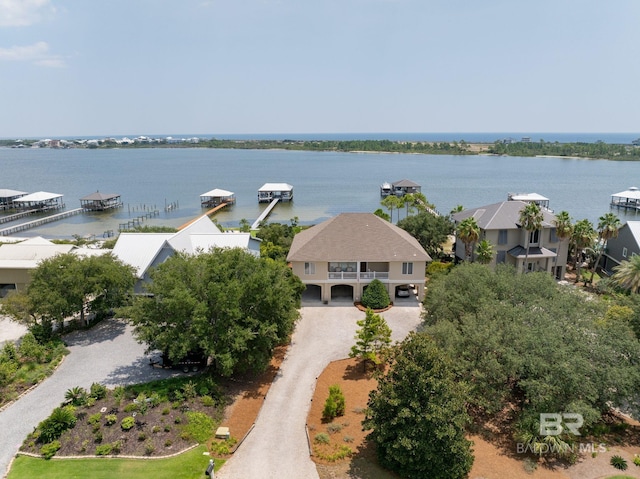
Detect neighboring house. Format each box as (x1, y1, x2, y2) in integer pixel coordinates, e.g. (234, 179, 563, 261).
(0, 236, 107, 297)
(601, 221, 640, 275)
(286, 212, 431, 303)
(112, 215, 261, 293)
(452, 199, 569, 278)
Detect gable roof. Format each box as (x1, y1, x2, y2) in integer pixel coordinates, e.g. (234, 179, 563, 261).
(287, 213, 431, 262)
(258, 183, 293, 192)
(14, 191, 63, 202)
(452, 201, 555, 230)
(111, 234, 172, 278)
(200, 188, 234, 198)
(0, 189, 27, 198)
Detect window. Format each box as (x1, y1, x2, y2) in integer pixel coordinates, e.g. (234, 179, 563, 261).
(529, 229, 540, 245)
(498, 229, 508, 245)
(623, 247, 628, 258)
(304, 262, 315, 275)
(496, 250, 506, 264)
(402, 262, 413, 275)
(549, 228, 558, 243)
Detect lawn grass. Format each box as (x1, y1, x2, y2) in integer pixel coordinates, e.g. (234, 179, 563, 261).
(7, 445, 225, 479)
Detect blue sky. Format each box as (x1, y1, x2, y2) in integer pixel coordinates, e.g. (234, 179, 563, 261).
(1, 0, 639, 137)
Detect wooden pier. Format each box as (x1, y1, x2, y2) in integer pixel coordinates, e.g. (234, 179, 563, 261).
(177, 202, 230, 231)
(251, 198, 280, 229)
(118, 209, 160, 231)
(0, 209, 40, 225)
(0, 208, 84, 236)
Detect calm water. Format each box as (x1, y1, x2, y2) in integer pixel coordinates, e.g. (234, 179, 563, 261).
(1, 147, 640, 239)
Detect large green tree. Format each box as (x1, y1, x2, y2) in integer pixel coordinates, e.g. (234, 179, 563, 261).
(255, 222, 296, 261)
(2, 253, 135, 338)
(381, 195, 402, 223)
(612, 255, 640, 294)
(364, 332, 474, 479)
(124, 248, 304, 376)
(397, 211, 454, 259)
(423, 263, 640, 430)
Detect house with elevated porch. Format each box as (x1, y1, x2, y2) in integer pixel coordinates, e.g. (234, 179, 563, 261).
(287, 213, 430, 303)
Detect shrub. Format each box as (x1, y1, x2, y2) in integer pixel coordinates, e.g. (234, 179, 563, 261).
(343, 435, 354, 443)
(314, 433, 330, 444)
(174, 416, 182, 424)
(313, 444, 353, 462)
(38, 406, 77, 443)
(88, 413, 102, 425)
(634, 455, 640, 467)
(161, 407, 171, 415)
(164, 425, 171, 432)
(89, 382, 108, 400)
(124, 403, 138, 413)
(145, 441, 155, 455)
(94, 431, 103, 443)
(138, 432, 147, 441)
(164, 439, 172, 448)
(152, 425, 160, 434)
(18, 333, 45, 362)
(121, 416, 135, 431)
(323, 385, 346, 421)
(95, 443, 112, 456)
(327, 423, 343, 434)
(184, 411, 215, 443)
(361, 279, 390, 309)
(201, 395, 216, 407)
(40, 440, 61, 460)
(85, 397, 96, 407)
(111, 440, 122, 454)
(64, 386, 87, 406)
(182, 381, 197, 399)
(611, 455, 628, 470)
(104, 414, 117, 426)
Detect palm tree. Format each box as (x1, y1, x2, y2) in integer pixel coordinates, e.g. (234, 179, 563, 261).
(553, 211, 573, 277)
(612, 255, 640, 293)
(571, 219, 596, 284)
(381, 195, 402, 223)
(457, 217, 480, 262)
(518, 202, 544, 273)
(450, 205, 464, 215)
(401, 193, 416, 219)
(475, 239, 494, 265)
(590, 213, 621, 284)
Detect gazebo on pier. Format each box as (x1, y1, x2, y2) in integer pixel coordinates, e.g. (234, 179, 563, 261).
(258, 183, 293, 203)
(80, 191, 123, 211)
(200, 189, 236, 208)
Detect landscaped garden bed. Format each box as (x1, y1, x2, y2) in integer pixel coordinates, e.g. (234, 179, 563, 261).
(20, 375, 225, 459)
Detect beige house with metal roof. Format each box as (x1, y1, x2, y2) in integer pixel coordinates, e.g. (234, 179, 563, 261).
(452, 200, 569, 277)
(287, 213, 431, 303)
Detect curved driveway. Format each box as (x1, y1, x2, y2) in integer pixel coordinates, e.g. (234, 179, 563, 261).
(217, 301, 422, 479)
(0, 319, 180, 477)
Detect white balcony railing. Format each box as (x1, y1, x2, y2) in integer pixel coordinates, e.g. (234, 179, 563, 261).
(360, 272, 389, 280)
(328, 272, 358, 280)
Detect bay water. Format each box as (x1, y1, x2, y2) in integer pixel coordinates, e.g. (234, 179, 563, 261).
(1, 147, 640, 239)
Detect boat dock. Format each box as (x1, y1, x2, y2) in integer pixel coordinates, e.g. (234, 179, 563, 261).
(0, 208, 84, 236)
(251, 198, 280, 229)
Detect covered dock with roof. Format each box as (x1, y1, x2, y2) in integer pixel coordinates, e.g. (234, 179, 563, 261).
(200, 188, 236, 208)
(611, 187, 640, 211)
(258, 183, 293, 203)
(507, 192, 551, 211)
(80, 191, 123, 211)
(12, 191, 64, 211)
(391, 179, 421, 196)
(0, 189, 27, 210)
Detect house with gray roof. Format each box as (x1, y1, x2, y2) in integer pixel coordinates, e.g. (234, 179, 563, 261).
(600, 221, 640, 275)
(452, 200, 568, 277)
(286, 213, 431, 303)
(112, 215, 261, 293)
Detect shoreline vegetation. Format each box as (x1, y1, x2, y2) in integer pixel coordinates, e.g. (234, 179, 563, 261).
(2, 138, 640, 161)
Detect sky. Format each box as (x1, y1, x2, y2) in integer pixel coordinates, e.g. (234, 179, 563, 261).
(0, 0, 639, 137)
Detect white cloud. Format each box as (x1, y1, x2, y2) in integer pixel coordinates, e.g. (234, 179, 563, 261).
(0, 41, 65, 67)
(0, 0, 55, 27)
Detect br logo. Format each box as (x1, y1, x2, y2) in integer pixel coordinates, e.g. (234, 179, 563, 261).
(539, 413, 583, 436)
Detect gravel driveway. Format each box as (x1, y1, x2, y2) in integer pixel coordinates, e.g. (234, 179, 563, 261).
(0, 319, 181, 477)
(217, 301, 423, 479)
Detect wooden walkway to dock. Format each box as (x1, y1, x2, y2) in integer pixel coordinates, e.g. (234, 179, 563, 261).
(251, 198, 279, 229)
(0, 208, 84, 236)
(177, 202, 231, 231)
(0, 209, 40, 225)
